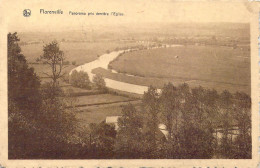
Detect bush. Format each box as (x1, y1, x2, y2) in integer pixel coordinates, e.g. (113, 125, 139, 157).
(69, 70, 91, 89)
(72, 61, 76, 65)
(93, 74, 107, 91)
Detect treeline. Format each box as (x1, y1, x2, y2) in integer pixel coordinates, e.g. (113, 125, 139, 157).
(71, 84, 251, 159)
(114, 84, 251, 159)
(8, 32, 251, 159)
(68, 70, 107, 92)
(8, 33, 79, 159)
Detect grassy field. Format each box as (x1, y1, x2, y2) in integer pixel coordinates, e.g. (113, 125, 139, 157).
(107, 45, 250, 94)
(76, 101, 142, 125)
(29, 64, 76, 78)
(21, 41, 139, 65)
(75, 94, 132, 106)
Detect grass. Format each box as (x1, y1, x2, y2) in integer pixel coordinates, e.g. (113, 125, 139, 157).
(76, 101, 142, 125)
(106, 45, 250, 94)
(93, 67, 170, 88)
(93, 67, 250, 94)
(68, 89, 141, 126)
(21, 41, 139, 65)
(75, 94, 132, 106)
(29, 64, 76, 78)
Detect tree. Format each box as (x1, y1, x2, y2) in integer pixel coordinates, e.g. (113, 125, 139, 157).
(180, 86, 215, 159)
(142, 86, 160, 158)
(160, 83, 178, 139)
(72, 61, 77, 65)
(232, 92, 251, 158)
(35, 81, 78, 158)
(115, 104, 145, 158)
(92, 74, 106, 91)
(36, 41, 81, 158)
(40, 41, 65, 85)
(218, 90, 234, 158)
(8, 32, 42, 158)
(89, 121, 117, 158)
(159, 83, 180, 158)
(8, 32, 41, 117)
(69, 70, 91, 89)
(159, 84, 215, 158)
(9, 34, 80, 159)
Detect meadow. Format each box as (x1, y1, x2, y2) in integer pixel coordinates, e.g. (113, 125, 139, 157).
(75, 94, 132, 106)
(107, 45, 250, 94)
(76, 100, 141, 125)
(21, 41, 139, 65)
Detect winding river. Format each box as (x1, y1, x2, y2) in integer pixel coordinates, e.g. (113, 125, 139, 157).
(70, 45, 181, 94)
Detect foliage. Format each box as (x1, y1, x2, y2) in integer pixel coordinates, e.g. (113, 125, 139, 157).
(72, 61, 77, 65)
(218, 90, 234, 158)
(92, 74, 107, 91)
(115, 104, 145, 158)
(34, 82, 78, 157)
(139, 84, 251, 159)
(8, 32, 41, 117)
(142, 86, 161, 158)
(8, 33, 79, 159)
(231, 92, 251, 158)
(40, 41, 65, 84)
(62, 73, 70, 83)
(8, 32, 42, 158)
(89, 121, 117, 158)
(69, 70, 91, 89)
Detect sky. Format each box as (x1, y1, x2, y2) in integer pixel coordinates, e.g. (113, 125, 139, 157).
(1, 0, 253, 32)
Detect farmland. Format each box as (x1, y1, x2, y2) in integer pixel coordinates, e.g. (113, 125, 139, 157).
(21, 41, 139, 65)
(107, 45, 250, 94)
(76, 100, 141, 125)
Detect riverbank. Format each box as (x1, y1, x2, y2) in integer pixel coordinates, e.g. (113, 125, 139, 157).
(69, 45, 182, 94)
(70, 44, 250, 95)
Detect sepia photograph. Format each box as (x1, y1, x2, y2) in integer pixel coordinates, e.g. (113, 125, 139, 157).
(0, 0, 259, 167)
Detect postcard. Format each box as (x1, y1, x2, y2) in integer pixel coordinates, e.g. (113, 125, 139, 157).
(0, 0, 259, 167)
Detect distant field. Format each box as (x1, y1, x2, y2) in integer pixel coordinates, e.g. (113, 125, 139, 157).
(103, 45, 251, 94)
(72, 92, 140, 125)
(29, 64, 76, 79)
(76, 101, 142, 125)
(21, 41, 139, 65)
(93, 67, 250, 94)
(71, 91, 139, 125)
(75, 94, 132, 106)
(93, 67, 170, 88)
